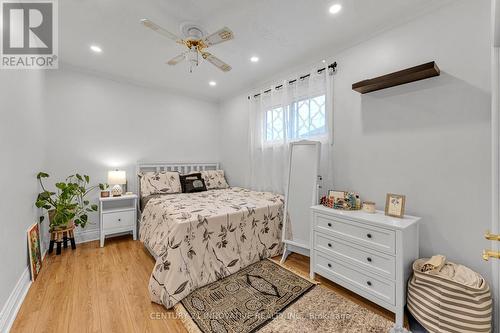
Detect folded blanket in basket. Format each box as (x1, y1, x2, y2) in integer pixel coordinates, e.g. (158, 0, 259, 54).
(420, 255, 446, 272)
(420, 255, 483, 288)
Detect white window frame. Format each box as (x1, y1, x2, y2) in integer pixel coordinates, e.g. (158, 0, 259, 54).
(263, 93, 327, 144)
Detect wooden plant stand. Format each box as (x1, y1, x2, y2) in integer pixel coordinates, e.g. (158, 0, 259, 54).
(48, 224, 76, 255)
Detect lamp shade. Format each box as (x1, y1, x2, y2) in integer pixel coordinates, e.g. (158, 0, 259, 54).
(107, 170, 126, 185)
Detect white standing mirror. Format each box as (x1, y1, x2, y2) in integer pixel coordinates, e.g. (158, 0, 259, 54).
(280, 140, 321, 264)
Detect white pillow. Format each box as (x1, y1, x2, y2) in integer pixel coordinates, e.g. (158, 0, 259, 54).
(201, 170, 229, 190)
(139, 171, 182, 196)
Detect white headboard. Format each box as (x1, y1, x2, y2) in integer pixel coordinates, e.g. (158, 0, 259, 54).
(136, 161, 219, 175)
(136, 161, 220, 209)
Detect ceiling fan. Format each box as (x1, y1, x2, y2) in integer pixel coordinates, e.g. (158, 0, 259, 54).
(140, 19, 234, 73)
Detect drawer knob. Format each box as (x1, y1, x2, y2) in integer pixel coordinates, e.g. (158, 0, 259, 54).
(367, 257, 372, 262)
(366, 233, 372, 239)
(118, 218, 121, 222)
(328, 243, 332, 247)
(327, 263, 332, 268)
(367, 281, 372, 286)
(327, 223, 332, 227)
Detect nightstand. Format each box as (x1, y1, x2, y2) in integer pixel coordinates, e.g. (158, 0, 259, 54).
(99, 194, 138, 247)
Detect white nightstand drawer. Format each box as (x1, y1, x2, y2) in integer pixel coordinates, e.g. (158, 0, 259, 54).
(316, 213, 395, 254)
(315, 252, 395, 305)
(315, 232, 395, 279)
(102, 210, 135, 230)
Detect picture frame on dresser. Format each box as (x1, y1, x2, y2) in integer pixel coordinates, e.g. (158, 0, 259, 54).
(385, 193, 406, 218)
(310, 205, 420, 332)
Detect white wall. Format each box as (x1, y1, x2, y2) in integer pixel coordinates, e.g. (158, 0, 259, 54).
(44, 68, 221, 242)
(221, 0, 493, 283)
(0, 71, 46, 319)
(495, 0, 500, 47)
(219, 96, 250, 188)
(0, 65, 221, 327)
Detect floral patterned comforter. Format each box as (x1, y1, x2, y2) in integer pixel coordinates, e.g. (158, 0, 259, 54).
(139, 187, 284, 309)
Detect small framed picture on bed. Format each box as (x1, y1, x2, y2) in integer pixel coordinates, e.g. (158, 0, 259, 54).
(385, 193, 406, 218)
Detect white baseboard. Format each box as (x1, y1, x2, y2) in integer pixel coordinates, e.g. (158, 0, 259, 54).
(0, 268, 31, 333)
(74, 228, 99, 244)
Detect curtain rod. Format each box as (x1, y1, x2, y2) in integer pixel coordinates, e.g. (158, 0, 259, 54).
(248, 62, 337, 100)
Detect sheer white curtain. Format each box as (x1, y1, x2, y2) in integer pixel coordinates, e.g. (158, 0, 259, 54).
(248, 66, 334, 194)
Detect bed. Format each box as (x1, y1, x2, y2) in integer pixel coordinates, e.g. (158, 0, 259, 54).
(137, 162, 284, 309)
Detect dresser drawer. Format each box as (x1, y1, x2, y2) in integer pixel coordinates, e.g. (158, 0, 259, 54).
(315, 232, 395, 279)
(102, 210, 135, 230)
(315, 252, 395, 305)
(315, 213, 395, 254)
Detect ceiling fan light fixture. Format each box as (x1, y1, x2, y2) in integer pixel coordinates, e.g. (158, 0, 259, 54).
(141, 19, 234, 73)
(187, 47, 199, 73)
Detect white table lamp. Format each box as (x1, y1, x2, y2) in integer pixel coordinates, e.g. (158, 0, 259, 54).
(108, 170, 126, 196)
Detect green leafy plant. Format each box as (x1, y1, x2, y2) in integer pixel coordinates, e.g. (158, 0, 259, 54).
(35, 172, 106, 229)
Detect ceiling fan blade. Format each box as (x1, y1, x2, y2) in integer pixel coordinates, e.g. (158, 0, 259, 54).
(202, 52, 232, 72)
(166, 53, 186, 65)
(141, 19, 183, 43)
(202, 27, 234, 47)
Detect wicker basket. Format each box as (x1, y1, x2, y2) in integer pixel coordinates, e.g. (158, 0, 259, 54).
(407, 258, 492, 333)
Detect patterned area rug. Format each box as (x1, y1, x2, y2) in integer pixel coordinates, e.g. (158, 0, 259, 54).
(180, 259, 315, 333)
(259, 286, 394, 332)
(177, 259, 394, 333)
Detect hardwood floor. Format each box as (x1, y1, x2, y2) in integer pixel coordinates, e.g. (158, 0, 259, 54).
(12, 236, 397, 333)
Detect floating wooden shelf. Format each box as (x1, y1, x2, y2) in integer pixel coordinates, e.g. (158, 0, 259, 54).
(352, 61, 440, 94)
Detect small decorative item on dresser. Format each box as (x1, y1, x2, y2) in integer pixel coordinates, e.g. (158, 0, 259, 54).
(100, 183, 110, 197)
(327, 190, 361, 210)
(320, 195, 333, 208)
(385, 193, 406, 218)
(362, 201, 376, 213)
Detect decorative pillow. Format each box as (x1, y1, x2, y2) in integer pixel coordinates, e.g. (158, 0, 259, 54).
(139, 171, 181, 197)
(180, 173, 207, 193)
(201, 170, 229, 190)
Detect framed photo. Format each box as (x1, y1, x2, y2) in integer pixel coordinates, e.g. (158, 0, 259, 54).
(327, 190, 345, 202)
(327, 190, 361, 210)
(385, 193, 406, 218)
(27, 223, 42, 282)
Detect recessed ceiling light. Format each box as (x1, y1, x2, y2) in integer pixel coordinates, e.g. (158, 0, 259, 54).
(90, 45, 102, 53)
(209, 81, 217, 86)
(322, 59, 326, 63)
(250, 56, 259, 63)
(329, 4, 342, 14)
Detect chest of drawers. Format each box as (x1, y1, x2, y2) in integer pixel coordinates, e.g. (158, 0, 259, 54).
(310, 205, 420, 332)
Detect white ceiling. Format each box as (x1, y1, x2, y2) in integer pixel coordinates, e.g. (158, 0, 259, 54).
(59, 0, 453, 101)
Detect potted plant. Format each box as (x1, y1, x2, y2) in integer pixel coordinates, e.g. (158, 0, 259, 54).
(100, 183, 110, 198)
(35, 172, 105, 230)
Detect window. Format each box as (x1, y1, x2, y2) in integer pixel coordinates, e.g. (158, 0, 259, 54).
(264, 94, 326, 142)
(265, 107, 285, 141)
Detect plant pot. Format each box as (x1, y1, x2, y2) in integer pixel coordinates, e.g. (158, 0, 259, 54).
(48, 210, 74, 231)
(100, 191, 110, 198)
